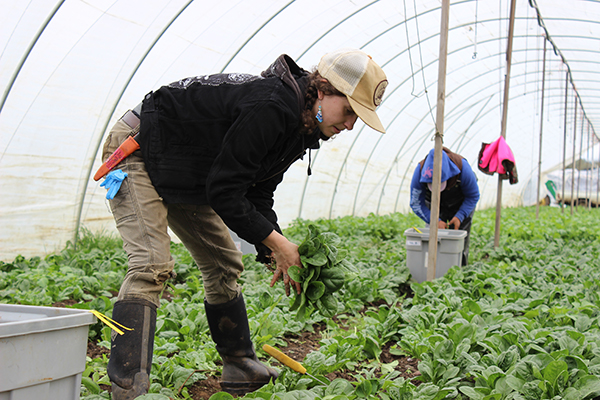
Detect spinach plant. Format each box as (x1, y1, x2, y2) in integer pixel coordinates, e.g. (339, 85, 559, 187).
(287, 224, 357, 321)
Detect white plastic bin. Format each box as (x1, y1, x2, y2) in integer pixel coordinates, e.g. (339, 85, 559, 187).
(404, 227, 467, 282)
(0, 304, 97, 400)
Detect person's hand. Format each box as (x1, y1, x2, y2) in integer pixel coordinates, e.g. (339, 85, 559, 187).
(437, 219, 447, 229)
(271, 264, 301, 297)
(448, 216, 461, 230)
(262, 231, 302, 296)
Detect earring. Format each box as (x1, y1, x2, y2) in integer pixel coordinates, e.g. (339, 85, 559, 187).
(315, 103, 323, 123)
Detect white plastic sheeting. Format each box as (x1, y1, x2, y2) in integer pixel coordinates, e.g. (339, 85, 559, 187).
(1, 0, 600, 259)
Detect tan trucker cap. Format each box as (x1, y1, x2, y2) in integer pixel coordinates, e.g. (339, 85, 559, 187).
(317, 48, 388, 133)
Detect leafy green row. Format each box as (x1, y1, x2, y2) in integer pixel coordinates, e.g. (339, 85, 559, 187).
(3, 206, 600, 400)
(395, 207, 600, 400)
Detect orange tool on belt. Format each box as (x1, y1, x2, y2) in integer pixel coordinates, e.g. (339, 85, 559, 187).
(262, 344, 323, 382)
(93, 133, 140, 181)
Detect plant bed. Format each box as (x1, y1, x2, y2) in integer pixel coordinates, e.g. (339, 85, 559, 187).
(4, 207, 600, 399)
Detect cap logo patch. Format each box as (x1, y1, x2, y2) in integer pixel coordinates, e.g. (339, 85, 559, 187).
(373, 80, 388, 106)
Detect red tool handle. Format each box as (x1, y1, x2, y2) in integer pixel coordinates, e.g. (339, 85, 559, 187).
(94, 135, 140, 181)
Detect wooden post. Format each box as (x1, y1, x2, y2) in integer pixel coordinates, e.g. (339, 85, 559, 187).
(561, 72, 569, 213)
(597, 140, 600, 206)
(577, 114, 584, 211)
(535, 38, 547, 219)
(426, 0, 450, 281)
(494, 0, 517, 248)
(571, 99, 578, 215)
(587, 124, 592, 210)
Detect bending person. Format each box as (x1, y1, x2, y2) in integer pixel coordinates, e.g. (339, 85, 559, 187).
(99, 49, 388, 398)
(409, 147, 480, 266)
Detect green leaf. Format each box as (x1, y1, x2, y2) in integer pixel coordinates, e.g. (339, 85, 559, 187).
(336, 258, 358, 273)
(574, 375, 600, 399)
(463, 299, 482, 315)
(281, 390, 318, 400)
(574, 315, 592, 332)
(316, 293, 338, 318)
(505, 376, 525, 391)
(494, 376, 513, 396)
(302, 269, 316, 293)
(81, 376, 101, 394)
(364, 335, 383, 360)
(305, 251, 328, 267)
(322, 396, 350, 400)
(296, 293, 308, 321)
(320, 268, 345, 293)
(288, 265, 303, 282)
(355, 380, 372, 398)
(178, 324, 190, 335)
(565, 355, 589, 373)
(434, 339, 455, 361)
(306, 281, 326, 301)
(562, 387, 584, 400)
(298, 240, 314, 257)
(482, 366, 505, 388)
(325, 378, 354, 396)
(289, 292, 302, 311)
(543, 360, 568, 390)
(320, 231, 341, 246)
(481, 394, 502, 400)
(208, 393, 235, 400)
(165, 302, 185, 320)
(459, 386, 485, 400)
(497, 347, 519, 371)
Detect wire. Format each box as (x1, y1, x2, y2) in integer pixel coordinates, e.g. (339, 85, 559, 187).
(403, 0, 418, 97)
(527, 0, 598, 140)
(473, 0, 479, 59)
(412, 0, 436, 127)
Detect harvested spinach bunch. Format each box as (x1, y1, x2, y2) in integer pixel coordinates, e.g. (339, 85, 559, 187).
(287, 224, 357, 321)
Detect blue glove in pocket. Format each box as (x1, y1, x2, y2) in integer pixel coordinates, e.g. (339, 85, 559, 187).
(100, 169, 128, 200)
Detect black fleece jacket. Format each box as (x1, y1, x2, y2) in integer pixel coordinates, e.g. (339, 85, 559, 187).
(138, 55, 323, 246)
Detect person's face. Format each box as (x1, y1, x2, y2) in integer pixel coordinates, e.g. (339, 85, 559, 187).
(316, 91, 358, 138)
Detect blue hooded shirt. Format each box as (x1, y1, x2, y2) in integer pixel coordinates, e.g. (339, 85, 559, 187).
(419, 149, 461, 183)
(410, 148, 480, 224)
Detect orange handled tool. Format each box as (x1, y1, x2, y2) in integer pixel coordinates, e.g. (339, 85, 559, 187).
(262, 344, 323, 382)
(93, 134, 140, 181)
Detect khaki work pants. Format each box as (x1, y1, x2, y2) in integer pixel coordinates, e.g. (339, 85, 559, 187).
(102, 118, 243, 307)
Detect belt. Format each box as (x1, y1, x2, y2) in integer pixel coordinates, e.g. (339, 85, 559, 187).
(121, 109, 140, 130)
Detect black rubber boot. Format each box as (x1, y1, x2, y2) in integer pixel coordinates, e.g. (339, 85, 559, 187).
(107, 299, 157, 400)
(205, 294, 278, 395)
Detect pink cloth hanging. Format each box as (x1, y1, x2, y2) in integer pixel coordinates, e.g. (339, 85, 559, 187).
(478, 136, 518, 184)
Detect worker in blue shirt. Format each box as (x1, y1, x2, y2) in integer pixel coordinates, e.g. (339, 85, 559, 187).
(410, 147, 480, 266)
